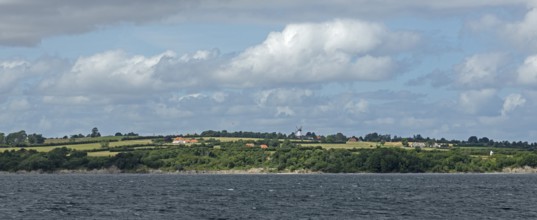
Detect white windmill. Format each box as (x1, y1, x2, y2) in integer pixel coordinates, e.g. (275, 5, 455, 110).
(295, 126, 303, 138)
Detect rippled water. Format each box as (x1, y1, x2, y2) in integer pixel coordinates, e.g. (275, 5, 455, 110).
(0, 174, 536, 219)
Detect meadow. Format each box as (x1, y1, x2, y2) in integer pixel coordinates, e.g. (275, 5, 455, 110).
(1, 139, 153, 152)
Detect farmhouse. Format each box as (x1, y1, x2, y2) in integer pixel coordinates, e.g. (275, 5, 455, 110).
(411, 142, 426, 148)
(347, 137, 359, 143)
(172, 137, 198, 144)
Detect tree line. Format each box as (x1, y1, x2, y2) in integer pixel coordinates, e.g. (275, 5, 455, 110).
(2, 142, 537, 173)
(0, 130, 45, 147)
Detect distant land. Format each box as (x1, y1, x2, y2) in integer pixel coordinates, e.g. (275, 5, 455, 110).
(1, 128, 537, 173)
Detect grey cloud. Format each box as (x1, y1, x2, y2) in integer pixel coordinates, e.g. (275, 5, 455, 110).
(0, 0, 196, 46)
(1, 0, 531, 47)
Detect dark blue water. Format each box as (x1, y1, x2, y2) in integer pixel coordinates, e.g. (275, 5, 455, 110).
(0, 174, 536, 219)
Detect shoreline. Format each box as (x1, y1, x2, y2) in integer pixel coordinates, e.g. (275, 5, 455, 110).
(2, 166, 537, 175)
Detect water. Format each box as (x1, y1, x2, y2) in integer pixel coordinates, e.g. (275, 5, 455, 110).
(0, 174, 536, 219)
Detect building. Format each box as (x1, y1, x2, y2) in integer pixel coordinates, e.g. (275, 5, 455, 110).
(411, 142, 426, 148)
(260, 144, 268, 149)
(172, 137, 198, 144)
(347, 137, 359, 143)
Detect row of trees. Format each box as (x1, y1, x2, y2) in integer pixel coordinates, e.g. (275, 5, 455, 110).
(359, 132, 537, 149)
(0, 130, 45, 147)
(2, 144, 537, 173)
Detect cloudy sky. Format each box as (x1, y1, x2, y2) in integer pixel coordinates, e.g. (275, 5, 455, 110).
(2, 0, 537, 141)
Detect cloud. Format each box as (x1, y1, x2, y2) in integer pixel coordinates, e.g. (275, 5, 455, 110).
(344, 99, 369, 114)
(517, 55, 537, 85)
(12, 17, 420, 104)
(458, 89, 497, 114)
(455, 53, 505, 88)
(254, 88, 313, 106)
(275, 106, 295, 117)
(467, 7, 537, 51)
(48, 50, 174, 94)
(216, 19, 419, 87)
(501, 93, 526, 116)
(0, 60, 29, 93)
(0, 57, 70, 101)
(504, 7, 537, 50)
(0, 0, 195, 46)
(0, 0, 532, 47)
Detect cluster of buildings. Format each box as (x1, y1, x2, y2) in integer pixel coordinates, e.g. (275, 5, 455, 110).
(410, 142, 449, 148)
(172, 137, 199, 144)
(245, 143, 268, 149)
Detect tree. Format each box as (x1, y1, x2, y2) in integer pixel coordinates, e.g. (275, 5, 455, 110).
(335, 133, 347, 143)
(91, 127, 101, 138)
(402, 138, 409, 147)
(27, 133, 46, 144)
(115, 132, 123, 136)
(468, 136, 478, 144)
(5, 130, 28, 146)
(0, 132, 5, 145)
(479, 137, 490, 143)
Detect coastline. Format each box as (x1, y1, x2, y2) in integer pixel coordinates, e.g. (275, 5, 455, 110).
(2, 166, 537, 175)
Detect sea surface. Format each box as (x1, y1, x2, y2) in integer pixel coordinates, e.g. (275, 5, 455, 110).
(0, 173, 536, 219)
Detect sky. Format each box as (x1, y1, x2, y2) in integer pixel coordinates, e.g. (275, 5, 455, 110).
(2, 0, 537, 141)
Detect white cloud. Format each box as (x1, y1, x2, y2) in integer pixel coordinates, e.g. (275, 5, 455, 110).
(211, 92, 228, 103)
(501, 93, 526, 116)
(458, 89, 497, 114)
(179, 49, 220, 62)
(40, 50, 176, 95)
(504, 8, 537, 50)
(255, 88, 313, 106)
(517, 55, 537, 85)
(217, 19, 418, 87)
(468, 7, 537, 51)
(276, 106, 295, 117)
(456, 53, 504, 88)
(0, 60, 29, 93)
(344, 99, 369, 114)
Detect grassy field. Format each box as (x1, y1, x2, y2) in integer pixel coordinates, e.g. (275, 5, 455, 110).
(301, 141, 405, 149)
(87, 151, 119, 157)
(211, 137, 263, 142)
(301, 141, 377, 149)
(1, 139, 153, 152)
(44, 136, 129, 144)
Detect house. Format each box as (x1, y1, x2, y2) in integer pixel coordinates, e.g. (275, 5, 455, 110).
(245, 143, 255, 148)
(172, 137, 187, 144)
(172, 137, 198, 144)
(411, 142, 426, 148)
(347, 137, 359, 143)
(260, 144, 268, 149)
(433, 143, 449, 148)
